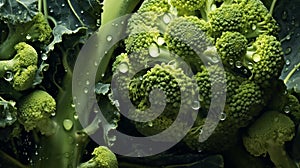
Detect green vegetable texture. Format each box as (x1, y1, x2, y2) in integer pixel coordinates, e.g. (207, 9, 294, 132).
(0, 0, 299, 168)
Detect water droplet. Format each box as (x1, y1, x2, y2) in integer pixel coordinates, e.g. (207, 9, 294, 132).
(235, 61, 242, 68)
(18, 10, 22, 14)
(149, 43, 160, 57)
(4, 71, 13, 81)
(51, 112, 56, 116)
(86, 80, 90, 85)
(199, 128, 203, 135)
(197, 148, 202, 153)
(252, 24, 257, 30)
(282, 11, 288, 20)
(286, 59, 291, 66)
(284, 106, 290, 113)
(84, 88, 89, 93)
(106, 35, 113, 42)
(247, 62, 253, 69)
(119, 62, 129, 73)
(220, 112, 226, 121)
(71, 103, 75, 108)
(243, 68, 248, 74)
(192, 101, 200, 110)
(26, 34, 32, 40)
(286, 34, 291, 41)
(94, 61, 98, 66)
(49, 9, 54, 13)
(252, 54, 261, 62)
(41, 53, 48, 60)
(285, 47, 292, 55)
(63, 119, 73, 131)
(148, 121, 153, 127)
(80, 10, 84, 14)
(229, 59, 234, 65)
(35, 151, 38, 155)
(157, 37, 165, 46)
(6, 115, 13, 121)
(163, 14, 172, 24)
(74, 113, 78, 120)
(61, 3, 65, 7)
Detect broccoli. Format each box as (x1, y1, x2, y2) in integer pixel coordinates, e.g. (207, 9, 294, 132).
(0, 96, 17, 128)
(0, 13, 52, 59)
(18, 90, 56, 136)
(79, 146, 118, 168)
(216, 33, 284, 86)
(0, 42, 38, 91)
(243, 111, 297, 168)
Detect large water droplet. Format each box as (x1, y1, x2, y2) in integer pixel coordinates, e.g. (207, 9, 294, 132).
(252, 54, 261, 62)
(220, 112, 226, 121)
(63, 119, 73, 131)
(149, 43, 160, 57)
(252, 24, 257, 30)
(284, 106, 290, 114)
(192, 101, 200, 110)
(235, 61, 242, 68)
(119, 62, 129, 73)
(157, 37, 165, 46)
(4, 71, 13, 81)
(148, 121, 153, 127)
(282, 11, 288, 20)
(286, 59, 291, 66)
(106, 35, 113, 42)
(163, 14, 172, 24)
(285, 47, 292, 55)
(247, 62, 253, 69)
(26, 34, 32, 40)
(84, 88, 89, 94)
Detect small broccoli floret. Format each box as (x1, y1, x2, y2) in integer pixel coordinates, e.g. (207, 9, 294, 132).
(128, 63, 197, 140)
(208, 4, 246, 37)
(138, 0, 170, 14)
(18, 90, 56, 135)
(0, 96, 17, 128)
(79, 146, 118, 168)
(0, 13, 52, 59)
(283, 94, 300, 124)
(243, 111, 297, 168)
(0, 42, 38, 91)
(242, 34, 284, 85)
(239, 0, 279, 38)
(216, 31, 248, 66)
(170, 0, 205, 15)
(164, 16, 213, 66)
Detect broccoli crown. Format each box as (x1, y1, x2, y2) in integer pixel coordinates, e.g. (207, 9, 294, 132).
(110, 0, 285, 154)
(243, 111, 295, 154)
(216, 31, 248, 66)
(18, 90, 56, 135)
(208, 4, 246, 37)
(0, 42, 38, 91)
(79, 146, 118, 168)
(164, 16, 212, 64)
(239, 0, 279, 38)
(244, 34, 284, 85)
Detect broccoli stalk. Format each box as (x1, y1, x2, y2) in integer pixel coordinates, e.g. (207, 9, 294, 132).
(243, 111, 297, 168)
(0, 42, 38, 91)
(0, 13, 52, 59)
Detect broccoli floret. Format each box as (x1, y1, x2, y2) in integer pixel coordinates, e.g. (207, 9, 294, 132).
(128, 63, 197, 140)
(239, 0, 279, 38)
(137, 0, 170, 14)
(208, 4, 246, 37)
(216, 33, 284, 86)
(216, 31, 248, 66)
(18, 90, 56, 135)
(243, 111, 297, 168)
(0, 42, 38, 91)
(170, 0, 205, 15)
(0, 13, 52, 59)
(164, 16, 213, 66)
(283, 94, 300, 124)
(79, 146, 118, 168)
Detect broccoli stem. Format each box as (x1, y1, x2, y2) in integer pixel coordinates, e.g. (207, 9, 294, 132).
(268, 144, 297, 168)
(0, 149, 29, 168)
(34, 70, 88, 168)
(0, 60, 14, 77)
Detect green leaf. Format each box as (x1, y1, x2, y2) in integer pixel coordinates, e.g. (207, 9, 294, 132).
(0, 0, 38, 24)
(275, 0, 300, 92)
(44, 0, 102, 53)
